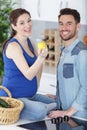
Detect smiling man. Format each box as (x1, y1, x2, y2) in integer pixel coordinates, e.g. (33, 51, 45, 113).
(48, 8, 87, 120)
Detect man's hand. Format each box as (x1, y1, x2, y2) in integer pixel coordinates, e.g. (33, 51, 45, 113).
(48, 107, 77, 118)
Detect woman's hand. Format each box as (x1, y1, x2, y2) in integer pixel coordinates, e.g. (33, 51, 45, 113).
(38, 46, 48, 59)
(46, 94, 56, 100)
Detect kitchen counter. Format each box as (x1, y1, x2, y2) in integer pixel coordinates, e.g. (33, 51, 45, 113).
(1, 73, 87, 129)
(0, 126, 26, 130)
(0, 117, 50, 130)
(1, 116, 87, 130)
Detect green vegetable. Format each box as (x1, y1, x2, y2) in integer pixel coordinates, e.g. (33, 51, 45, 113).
(0, 98, 10, 108)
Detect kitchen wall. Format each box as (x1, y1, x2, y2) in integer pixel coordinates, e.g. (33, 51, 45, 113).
(14, 0, 87, 44)
(31, 20, 87, 44)
(18, 0, 87, 44)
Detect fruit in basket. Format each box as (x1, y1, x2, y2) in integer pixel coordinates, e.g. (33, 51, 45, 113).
(37, 41, 46, 50)
(0, 98, 10, 108)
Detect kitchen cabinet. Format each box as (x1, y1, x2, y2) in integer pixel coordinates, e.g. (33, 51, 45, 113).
(21, 0, 60, 22)
(21, 0, 87, 24)
(21, 0, 39, 20)
(56, 0, 87, 24)
(65, 0, 87, 25)
(38, 0, 60, 22)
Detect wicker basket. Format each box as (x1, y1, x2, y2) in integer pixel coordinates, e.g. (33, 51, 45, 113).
(0, 85, 24, 125)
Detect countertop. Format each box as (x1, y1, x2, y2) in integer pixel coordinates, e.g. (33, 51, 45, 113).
(1, 73, 87, 129)
(1, 116, 87, 130)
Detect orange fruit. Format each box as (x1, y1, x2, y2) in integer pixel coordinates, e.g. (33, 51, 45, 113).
(83, 36, 87, 45)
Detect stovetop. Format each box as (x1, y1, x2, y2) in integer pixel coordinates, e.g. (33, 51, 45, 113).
(18, 117, 87, 130)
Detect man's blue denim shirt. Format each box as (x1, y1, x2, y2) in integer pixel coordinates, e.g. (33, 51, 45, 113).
(56, 38, 87, 119)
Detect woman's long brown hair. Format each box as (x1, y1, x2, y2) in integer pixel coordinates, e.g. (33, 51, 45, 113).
(2, 8, 31, 50)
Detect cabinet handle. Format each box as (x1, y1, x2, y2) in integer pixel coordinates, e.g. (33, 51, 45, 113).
(60, 1, 63, 10)
(37, 0, 40, 17)
(59, 1, 68, 9)
(65, 1, 68, 8)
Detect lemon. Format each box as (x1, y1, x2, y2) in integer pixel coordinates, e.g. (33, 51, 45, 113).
(38, 41, 46, 50)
